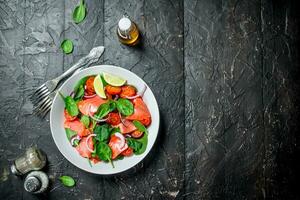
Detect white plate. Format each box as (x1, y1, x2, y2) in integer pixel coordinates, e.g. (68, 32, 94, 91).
(50, 65, 160, 175)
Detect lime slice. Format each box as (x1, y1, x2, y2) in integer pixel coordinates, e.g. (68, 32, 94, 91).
(94, 74, 106, 99)
(103, 72, 126, 86)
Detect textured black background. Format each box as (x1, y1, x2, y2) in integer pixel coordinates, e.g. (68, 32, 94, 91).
(0, 0, 299, 199)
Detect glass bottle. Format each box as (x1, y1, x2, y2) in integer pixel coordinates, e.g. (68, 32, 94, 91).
(24, 171, 49, 194)
(11, 147, 47, 175)
(117, 16, 140, 46)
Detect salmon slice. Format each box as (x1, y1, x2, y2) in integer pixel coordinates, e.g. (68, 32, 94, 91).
(126, 97, 152, 126)
(113, 119, 137, 134)
(76, 136, 94, 158)
(109, 134, 128, 159)
(77, 95, 107, 116)
(64, 119, 90, 137)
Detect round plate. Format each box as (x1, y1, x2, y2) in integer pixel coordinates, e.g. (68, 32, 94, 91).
(50, 65, 160, 175)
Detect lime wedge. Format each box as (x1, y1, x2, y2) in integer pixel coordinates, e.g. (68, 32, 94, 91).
(94, 74, 106, 99)
(103, 72, 126, 87)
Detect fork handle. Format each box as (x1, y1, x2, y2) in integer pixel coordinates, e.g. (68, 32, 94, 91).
(54, 46, 105, 82)
(55, 56, 94, 81)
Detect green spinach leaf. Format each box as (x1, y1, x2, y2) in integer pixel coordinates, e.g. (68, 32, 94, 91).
(61, 39, 73, 54)
(94, 124, 110, 142)
(59, 92, 78, 116)
(133, 120, 148, 133)
(95, 142, 114, 167)
(110, 127, 121, 135)
(94, 101, 116, 119)
(65, 128, 77, 141)
(116, 98, 134, 116)
(73, 0, 86, 24)
(126, 133, 148, 155)
(59, 175, 75, 187)
(80, 115, 90, 128)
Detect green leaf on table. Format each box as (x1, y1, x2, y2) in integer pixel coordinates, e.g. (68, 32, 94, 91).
(61, 39, 73, 54)
(80, 115, 90, 128)
(65, 128, 77, 141)
(73, 0, 86, 24)
(116, 98, 134, 116)
(59, 175, 76, 187)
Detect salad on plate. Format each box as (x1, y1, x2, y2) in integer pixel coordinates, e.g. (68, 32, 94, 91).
(60, 72, 151, 167)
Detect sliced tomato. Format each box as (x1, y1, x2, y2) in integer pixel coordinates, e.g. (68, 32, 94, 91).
(131, 130, 144, 138)
(78, 95, 107, 116)
(113, 119, 137, 134)
(85, 76, 95, 95)
(64, 109, 76, 121)
(106, 112, 121, 126)
(126, 97, 152, 126)
(120, 85, 136, 98)
(109, 134, 128, 159)
(76, 136, 94, 158)
(121, 147, 133, 157)
(64, 119, 91, 137)
(105, 85, 121, 95)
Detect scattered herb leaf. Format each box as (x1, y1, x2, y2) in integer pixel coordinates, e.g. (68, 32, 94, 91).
(73, 0, 86, 24)
(59, 175, 75, 187)
(61, 39, 73, 54)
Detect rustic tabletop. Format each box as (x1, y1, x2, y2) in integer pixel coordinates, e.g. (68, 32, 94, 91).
(0, 0, 299, 199)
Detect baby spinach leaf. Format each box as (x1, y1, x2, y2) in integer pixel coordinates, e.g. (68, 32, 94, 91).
(136, 133, 148, 155)
(95, 142, 114, 168)
(133, 120, 148, 133)
(59, 175, 75, 187)
(72, 139, 80, 147)
(116, 98, 134, 116)
(126, 138, 142, 152)
(74, 85, 85, 100)
(59, 92, 78, 117)
(73, 0, 86, 24)
(65, 96, 79, 116)
(61, 39, 73, 54)
(94, 124, 110, 142)
(65, 128, 77, 141)
(80, 115, 90, 128)
(110, 127, 121, 135)
(126, 133, 148, 155)
(94, 101, 116, 119)
(74, 77, 88, 93)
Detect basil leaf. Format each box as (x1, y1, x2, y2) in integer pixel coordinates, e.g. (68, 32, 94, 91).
(59, 175, 75, 187)
(133, 120, 148, 133)
(61, 39, 73, 54)
(94, 124, 110, 142)
(95, 142, 114, 167)
(73, 0, 86, 24)
(65, 128, 77, 141)
(116, 98, 134, 116)
(80, 115, 90, 128)
(65, 96, 79, 116)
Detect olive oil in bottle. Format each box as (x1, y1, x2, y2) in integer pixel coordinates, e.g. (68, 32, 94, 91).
(117, 16, 140, 46)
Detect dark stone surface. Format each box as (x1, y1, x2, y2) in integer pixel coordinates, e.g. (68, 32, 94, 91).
(0, 0, 298, 199)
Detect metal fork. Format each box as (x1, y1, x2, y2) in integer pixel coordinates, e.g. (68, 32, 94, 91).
(32, 66, 84, 117)
(30, 46, 105, 105)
